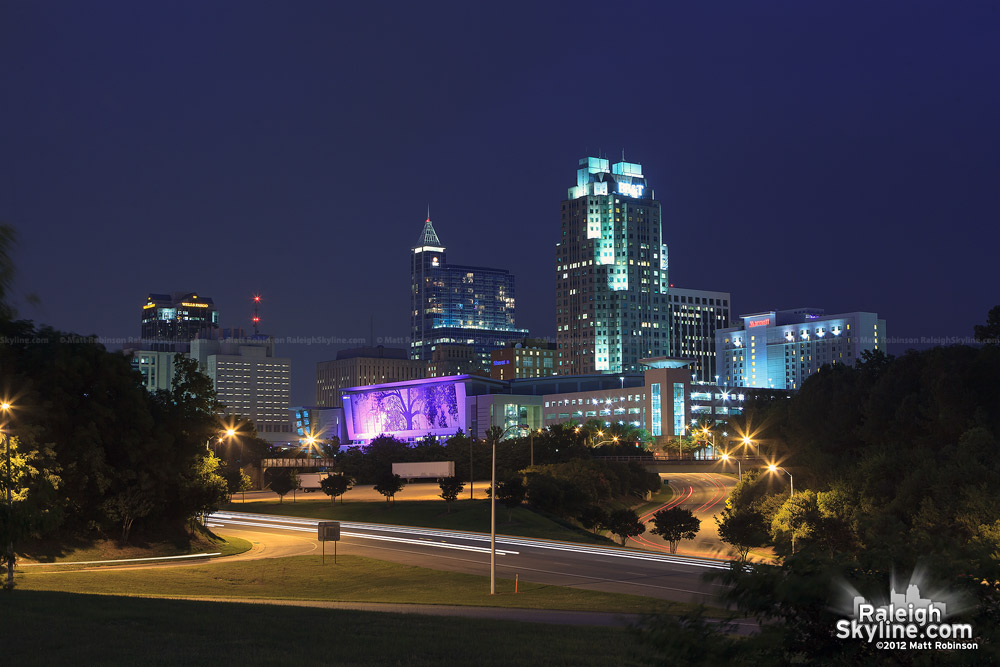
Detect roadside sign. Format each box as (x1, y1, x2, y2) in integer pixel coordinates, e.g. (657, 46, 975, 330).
(318, 521, 340, 564)
(318, 521, 341, 541)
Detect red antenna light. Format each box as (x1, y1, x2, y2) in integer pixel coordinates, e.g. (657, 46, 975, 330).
(252, 294, 261, 335)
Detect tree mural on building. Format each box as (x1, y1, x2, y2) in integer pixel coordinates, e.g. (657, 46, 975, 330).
(351, 381, 461, 436)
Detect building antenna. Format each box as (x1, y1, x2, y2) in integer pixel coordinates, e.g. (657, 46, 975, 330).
(427, 204, 431, 222)
(252, 294, 261, 336)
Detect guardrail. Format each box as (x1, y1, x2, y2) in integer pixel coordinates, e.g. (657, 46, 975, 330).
(261, 457, 337, 468)
(595, 456, 767, 465)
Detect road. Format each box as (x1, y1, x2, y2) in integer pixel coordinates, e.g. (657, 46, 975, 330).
(631, 473, 736, 559)
(207, 510, 732, 606)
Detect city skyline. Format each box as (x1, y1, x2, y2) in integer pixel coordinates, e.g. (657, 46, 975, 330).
(2, 2, 997, 406)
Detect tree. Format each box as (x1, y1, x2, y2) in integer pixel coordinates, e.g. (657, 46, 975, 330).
(0, 224, 17, 321)
(974, 305, 1000, 344)
(715, 506, 770, 562)
(607, 508, 646, 545)
(374, 471, 405, 504)
(321, 473, 354, 504)
(320, 437, 341, 459)
(770, 490, 821, 555)
(578, 505, 608, 535)
(650, 507, 701, 554)
(288, 469, 301, 502)
(493, 476, 526, 521)
(221, 466, 252, 502)
(102, 486, 154, 545)
(438, 476, 464, 513)
(270, 471, 295, 504)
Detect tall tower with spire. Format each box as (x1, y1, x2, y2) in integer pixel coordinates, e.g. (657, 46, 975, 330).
(411, 212, 447, 361)
(410, 213, 527, 365)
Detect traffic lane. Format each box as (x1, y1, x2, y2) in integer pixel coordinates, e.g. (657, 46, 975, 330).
(631, 473, 734, 559)
(209, 512, 728, 605)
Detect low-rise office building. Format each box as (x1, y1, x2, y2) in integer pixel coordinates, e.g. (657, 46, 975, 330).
(316, 346, 426, 408)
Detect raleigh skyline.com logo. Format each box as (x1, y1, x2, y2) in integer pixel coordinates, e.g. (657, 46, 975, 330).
(834, 571, 978, 652)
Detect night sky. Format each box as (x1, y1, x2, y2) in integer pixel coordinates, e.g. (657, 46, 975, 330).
(3, 1, 997, 405)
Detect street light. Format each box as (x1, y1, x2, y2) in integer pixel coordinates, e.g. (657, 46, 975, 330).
(490, 424, 524, 595)
(767, 464, 793, 496)
(720, 452, 742, 481)
(2, 401, 13, 590)
(527, 427, 542, 468)
(700, 426, 717, 459)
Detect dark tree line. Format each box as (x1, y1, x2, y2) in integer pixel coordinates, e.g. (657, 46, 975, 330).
(638, 319, 1000, 664)
(0, 318, 229, 557)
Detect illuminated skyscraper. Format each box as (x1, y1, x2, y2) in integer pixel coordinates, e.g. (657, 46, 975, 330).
(140, 292, 219, 351)
(556, 157, 669, 374)
(410, 215, 528, 366)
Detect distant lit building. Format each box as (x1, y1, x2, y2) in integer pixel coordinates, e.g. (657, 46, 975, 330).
(191, 336, 292, 438)
(717, 308, 886, 390)
(140, 292, 219, 351)
(427, 344, 481, 378)
(316, 346, 426, 408)
(666, 287, 731, 383)
(490, 338, 559, 381)
(556, 156, 669, 375)
(128, 349, 176, 392)
(410, 215, 528, 366)
(293, 406, 347, 445)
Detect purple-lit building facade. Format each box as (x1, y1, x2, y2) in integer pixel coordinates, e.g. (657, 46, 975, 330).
(339, 362, 701, 445)
(340, 375, 544, 445)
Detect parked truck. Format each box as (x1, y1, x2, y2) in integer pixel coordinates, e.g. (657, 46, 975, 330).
(391, 461, 455, 480)
(298, 472, 327, 492)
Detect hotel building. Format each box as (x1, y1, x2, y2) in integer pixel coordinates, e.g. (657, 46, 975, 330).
(716, 308, 886, 390)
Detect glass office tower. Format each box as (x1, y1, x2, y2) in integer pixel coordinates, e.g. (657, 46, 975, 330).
(410, 215, 528, 366)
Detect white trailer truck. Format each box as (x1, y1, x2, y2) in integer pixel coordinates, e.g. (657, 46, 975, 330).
(298, 472, 326, 492)
(391, 461, 455, 480)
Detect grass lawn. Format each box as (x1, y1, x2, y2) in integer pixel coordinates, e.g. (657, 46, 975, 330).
(15, 552, 700, 616)
(1, 590, 656, 666)
(223, 497, 616, 545)
(19, 527, 253, 565)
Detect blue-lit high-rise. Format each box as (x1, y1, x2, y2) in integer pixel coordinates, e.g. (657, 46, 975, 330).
(410, 215, 528, 366)
(556, 157, 670, 375)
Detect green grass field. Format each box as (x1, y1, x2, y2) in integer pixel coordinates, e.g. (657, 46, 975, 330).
(224, 497, 617, 545)
(15, 552, 696, 615)
(2, 590, 656, 666)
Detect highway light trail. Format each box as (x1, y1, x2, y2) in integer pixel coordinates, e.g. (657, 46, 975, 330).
(210, 512, 730, 570)
(630, 474, 729, 554)
(209, 515, 520, 556)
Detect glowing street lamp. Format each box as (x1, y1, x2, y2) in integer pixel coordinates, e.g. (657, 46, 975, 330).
(2, 401, 14, 590)
(490, 424, 525, 595)
(720, 452, 742, 481)
(767, 464, 794, 497)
